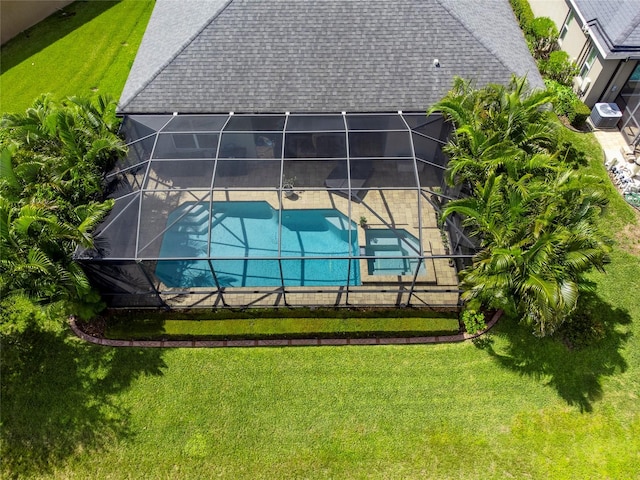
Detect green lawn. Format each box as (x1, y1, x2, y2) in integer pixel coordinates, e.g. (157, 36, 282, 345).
(3, 269, 639, 478)
(0, 0, 153, 114)
(1, 3, 639, 478)
(104, 316, 461, 340)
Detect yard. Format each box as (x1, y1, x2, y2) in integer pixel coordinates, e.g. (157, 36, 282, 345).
(0, 0, 153, 113)
(1, 1, 639, 478)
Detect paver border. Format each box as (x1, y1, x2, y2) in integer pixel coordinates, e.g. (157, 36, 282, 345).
(68, 310, 501, 348)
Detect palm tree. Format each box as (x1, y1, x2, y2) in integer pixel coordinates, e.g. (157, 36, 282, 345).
(442, 169, 610, 336)
(0, 95, 123, 306)
(2, 94, 126, 209)
(429, 75, 559, 186)
(0, 195, 113, 302)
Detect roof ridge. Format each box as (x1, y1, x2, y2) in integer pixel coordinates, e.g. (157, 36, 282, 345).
(435, 0, 518, 80)
(119, 0, 235, 112)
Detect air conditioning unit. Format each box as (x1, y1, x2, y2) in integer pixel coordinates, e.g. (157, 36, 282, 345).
(590, 103, 622, 128)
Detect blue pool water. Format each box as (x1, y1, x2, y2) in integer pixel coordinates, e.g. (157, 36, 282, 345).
(155, 201, 361, 287)
(365, 229, 425, 276)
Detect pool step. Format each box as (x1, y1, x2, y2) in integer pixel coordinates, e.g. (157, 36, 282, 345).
(180, 206, 210, 226)
(177, 224, 209, 235)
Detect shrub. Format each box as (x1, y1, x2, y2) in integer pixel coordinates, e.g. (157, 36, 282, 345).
(0, 295, 45, 337)
(509, 0, 535, 34)
(569, 99, 591, 127)
(545, 79, 579, 117)
(538, 51, 579, 86)
(461, 309, 486, 335)
(527, 17, 559, 60)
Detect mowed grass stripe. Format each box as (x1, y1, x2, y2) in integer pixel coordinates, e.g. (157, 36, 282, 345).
(0, 0, 153, 113)
(105, 316, 461, 340)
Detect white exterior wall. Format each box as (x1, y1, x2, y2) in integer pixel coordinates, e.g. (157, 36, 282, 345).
(559, 15, 588, 62)
(529, 0, 569, 29)
(581, 58, 608, 106)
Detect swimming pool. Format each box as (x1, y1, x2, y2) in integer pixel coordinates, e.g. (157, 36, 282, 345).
(365, 229, 425, 276)
(155, 201, 361, 287)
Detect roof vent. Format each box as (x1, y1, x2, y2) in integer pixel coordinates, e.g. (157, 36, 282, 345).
(433, 58, 441, 68)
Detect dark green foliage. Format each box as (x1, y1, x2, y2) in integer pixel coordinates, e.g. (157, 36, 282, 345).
(1, 95, 125, 211)
(527, 17, 559, 60)
(66, 289, 106, 321)
(430, 76, 611, 336)
(538, 51, 579, 86)
(528, 16, 558, 38)
(509, 0, 535, 34)
(557, 141, 588, 169)
(544, 79, 590, 128)
(460, 309, 486, 335)
(544, 79, 578, 116)
(0, 95, 124, 307)
(569, 99, 591, 128)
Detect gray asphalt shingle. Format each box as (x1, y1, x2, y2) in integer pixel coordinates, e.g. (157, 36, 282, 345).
(119, 0, 542, 113)
(574, 0, 640, 57)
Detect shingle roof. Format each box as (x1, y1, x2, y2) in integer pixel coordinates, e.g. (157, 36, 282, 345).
(573, 0, 640, 58)
(119, 0, 543, 114)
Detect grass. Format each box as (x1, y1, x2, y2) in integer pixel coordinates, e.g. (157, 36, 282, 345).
(0, 0, 153, 114)
(557, 124, 638, 232)
(1, 5, 639, 478)
(104, 316, 461, 340)
(3, 279, 638, 478)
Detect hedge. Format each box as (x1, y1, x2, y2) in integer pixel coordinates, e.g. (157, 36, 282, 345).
(569, 100, 591, 127)
(509, 0, 535, 34)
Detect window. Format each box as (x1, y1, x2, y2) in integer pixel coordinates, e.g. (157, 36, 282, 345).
(559, 11, 573, 43)
(579, 46, 597, 79)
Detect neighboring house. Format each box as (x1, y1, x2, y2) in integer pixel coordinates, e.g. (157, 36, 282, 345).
(530, 0, 640, 146)
(83, 0, 543, 309)
(0, 0, 73, 44)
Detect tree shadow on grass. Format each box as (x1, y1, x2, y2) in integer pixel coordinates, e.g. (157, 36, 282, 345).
(1, 323, 166, 478)
(1, 1, 118, 73)
(474, 293, 632, 413)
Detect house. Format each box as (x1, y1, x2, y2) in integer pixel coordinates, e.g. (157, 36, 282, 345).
(81, 0, 543, 309)
(119, 0, 543, 114)
(530, 0, 640, 146)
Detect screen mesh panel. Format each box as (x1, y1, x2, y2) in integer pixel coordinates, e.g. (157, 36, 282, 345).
(80, 112, 474, 308)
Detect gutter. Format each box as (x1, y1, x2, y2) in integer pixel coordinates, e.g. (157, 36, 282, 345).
(568, 0, 640, 61)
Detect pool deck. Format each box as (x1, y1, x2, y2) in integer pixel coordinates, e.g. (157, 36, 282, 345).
(151, 189, 459, 308)
(140, 157, 459, 308)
